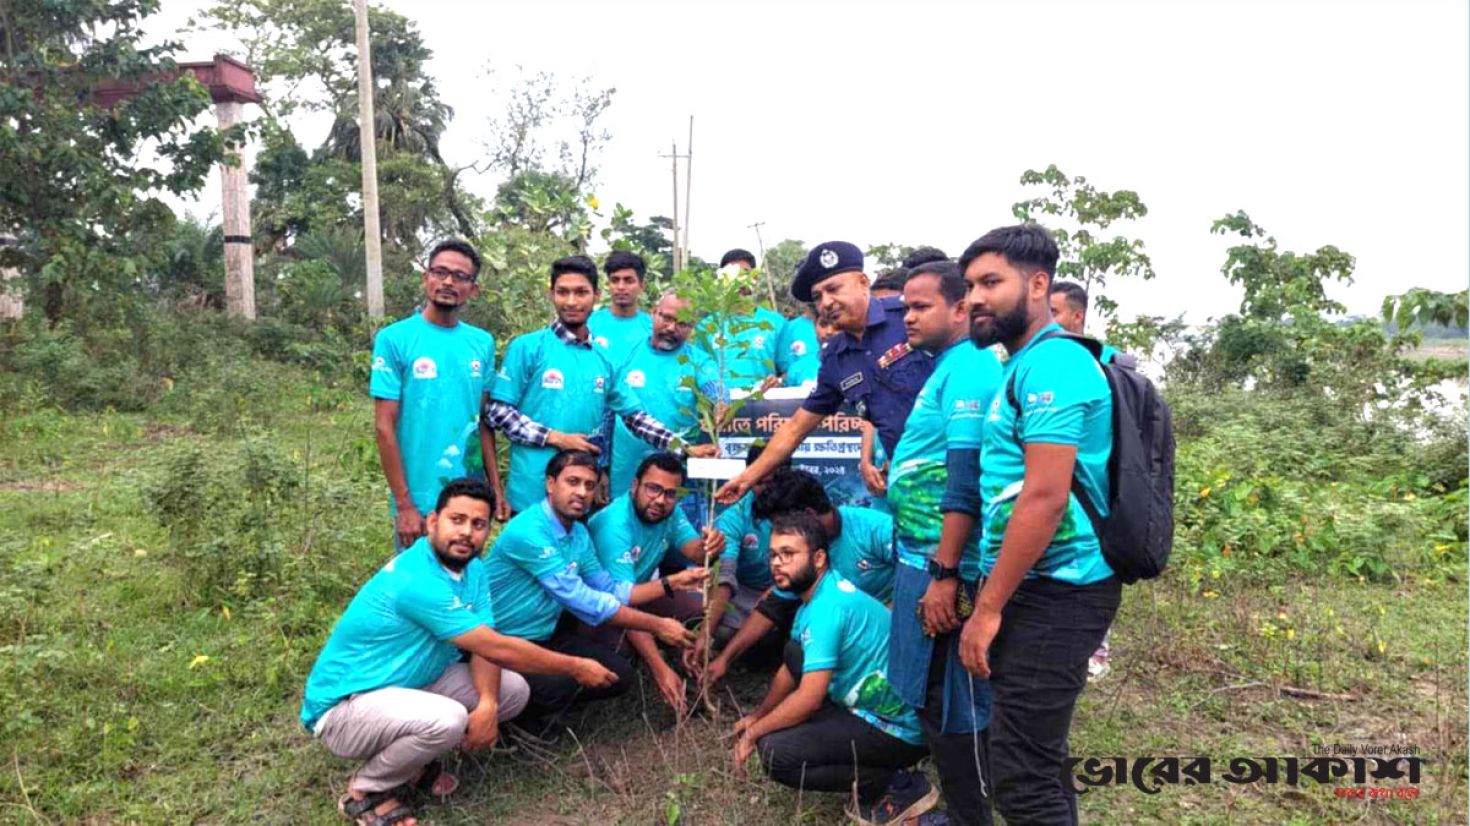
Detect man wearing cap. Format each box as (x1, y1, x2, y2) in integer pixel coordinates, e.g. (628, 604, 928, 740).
(716, 242, 936, 506)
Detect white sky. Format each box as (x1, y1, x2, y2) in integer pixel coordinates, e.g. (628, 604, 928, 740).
(155, 0, 1469, 323)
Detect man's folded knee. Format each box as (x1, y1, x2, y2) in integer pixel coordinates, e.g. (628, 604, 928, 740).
(498, 671, 531, 721)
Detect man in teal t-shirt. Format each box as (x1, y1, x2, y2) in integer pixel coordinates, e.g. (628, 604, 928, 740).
(700, 468, 896, 692)
(302, 479, 618, 823)
(481, 255, 715, 514)
(607, 291, 722, 496)
(486, 451, 702, 733)
(883, 261, 1002, 825)
(586, 452, 726, 712)
(732, 513, 933, 824)
(588, 250, 654, 367)
(957, 224, 1121, 825)
(371, 240, 506, 550)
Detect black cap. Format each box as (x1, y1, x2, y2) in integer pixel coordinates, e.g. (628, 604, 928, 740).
(791, 241, 864, 302)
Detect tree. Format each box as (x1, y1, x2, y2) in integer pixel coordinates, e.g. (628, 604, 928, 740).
(200, 0, 479, 250)
(0, 0, 234, 325)
(1382, 287, 1469, 332)
(1011, 165, 1155, 326)
(762, 239, 809, 316)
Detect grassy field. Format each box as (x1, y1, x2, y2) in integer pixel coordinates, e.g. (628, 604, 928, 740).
(0, 376, 1464, 825)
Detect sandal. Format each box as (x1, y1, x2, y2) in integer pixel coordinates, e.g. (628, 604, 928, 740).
(412, 760, 459, 798)
(338, 789, 417, 826)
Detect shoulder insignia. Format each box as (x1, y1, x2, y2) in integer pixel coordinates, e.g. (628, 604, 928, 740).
(877, 342, 913, 369)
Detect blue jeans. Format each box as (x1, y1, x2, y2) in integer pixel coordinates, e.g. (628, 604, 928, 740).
(888, 562, 990, 734)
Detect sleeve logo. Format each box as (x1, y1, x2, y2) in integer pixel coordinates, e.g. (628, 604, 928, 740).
(626, 370, 646, 388)
(469, 359, 483, 378)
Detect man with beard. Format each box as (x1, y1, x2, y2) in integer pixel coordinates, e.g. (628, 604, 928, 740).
(697, 468, 897, 693)
(482, 255, 716, 515)
(606, 291, 721, 498)
(716, 242, 935, 506)
(589, 250, 654, 366)
(732, 513, 935, 826)
(372, 240, 509, 549)
(956, 224, 1119, 825)
(586, 452, 727, 713)
(303, 479, 619, 826)
(487, 450, 701, 737)
(885, 260, 1003, 826)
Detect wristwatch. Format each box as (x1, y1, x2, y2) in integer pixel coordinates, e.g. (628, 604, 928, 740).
(661, 576, 676, 598)
(926, 559, 960, 581)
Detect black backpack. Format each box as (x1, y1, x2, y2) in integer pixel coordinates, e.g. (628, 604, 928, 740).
(1004, 330, 1175, 583)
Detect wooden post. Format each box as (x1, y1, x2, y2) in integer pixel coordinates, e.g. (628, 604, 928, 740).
(355, 0, 385, 319)
(216, 100, 256, 319)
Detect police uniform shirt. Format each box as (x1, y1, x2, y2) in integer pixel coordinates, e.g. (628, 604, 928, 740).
(801, 295, 935, 458)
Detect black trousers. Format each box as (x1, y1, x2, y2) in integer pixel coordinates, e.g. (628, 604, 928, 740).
(756, 641, 928, 803)
(519, 617, 635, 734)
(988, 576, 1120, 826)
(918, 633, 993, 826)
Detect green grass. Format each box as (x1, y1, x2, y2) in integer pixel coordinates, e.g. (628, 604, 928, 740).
(0, 373, 1464, 824)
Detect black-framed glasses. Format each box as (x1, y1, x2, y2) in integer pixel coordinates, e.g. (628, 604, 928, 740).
(427, 265, 477, 285)
(768, 548, 809, 565)
(640, 481, 680, 502)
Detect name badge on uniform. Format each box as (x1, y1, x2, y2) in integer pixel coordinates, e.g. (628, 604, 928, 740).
(877, 342, 913, 369)
(840, 372, 864, 392)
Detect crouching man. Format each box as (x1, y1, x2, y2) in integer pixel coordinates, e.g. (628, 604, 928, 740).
(732, 513, 938, 826)
(301, 479, 619, 826)
(487, 449, 702, 737)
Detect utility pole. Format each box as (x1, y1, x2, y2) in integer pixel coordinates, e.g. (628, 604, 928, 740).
(682, 116, 693, 260)
(354, 0, 384, 319)
(748, 221, 777, 307)
(658, 139, 690, 273)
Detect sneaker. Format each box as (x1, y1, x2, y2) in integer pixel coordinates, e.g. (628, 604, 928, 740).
(1087, 652, 1111, 682)
(847, 770, 940, 825)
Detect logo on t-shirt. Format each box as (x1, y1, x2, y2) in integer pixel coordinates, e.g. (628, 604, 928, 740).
(742, 533, 759, 551)
(594, 376, 606, 394)
(595, 336, 610, 349)
(542, 369, 564, 390)
(470, 359, 483, 378)
(754, 335, 767, 349)
(836, 578, 857, 593)
(626, 370, 646, 389)
(791, 340, 807, 357)
(412, 357, 438, 380)
(631, 545, 642, 561)
(372, 356, 388, 372)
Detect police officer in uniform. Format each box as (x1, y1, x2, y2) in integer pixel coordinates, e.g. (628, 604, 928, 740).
(716, 241, 936, 505)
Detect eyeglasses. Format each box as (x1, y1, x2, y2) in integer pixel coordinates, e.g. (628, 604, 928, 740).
(768, 548, 810, 565)
(427, 266, 477, 285)
(640, 482, 681, 502)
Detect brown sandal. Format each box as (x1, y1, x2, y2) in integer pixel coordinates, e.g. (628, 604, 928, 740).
(338, 789, 416, 825)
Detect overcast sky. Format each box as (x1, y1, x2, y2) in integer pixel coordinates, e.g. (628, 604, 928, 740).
(155, 0, 1468, 324)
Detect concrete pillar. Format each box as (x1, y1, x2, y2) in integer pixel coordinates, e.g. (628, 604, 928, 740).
(216, 100, 256, 319)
